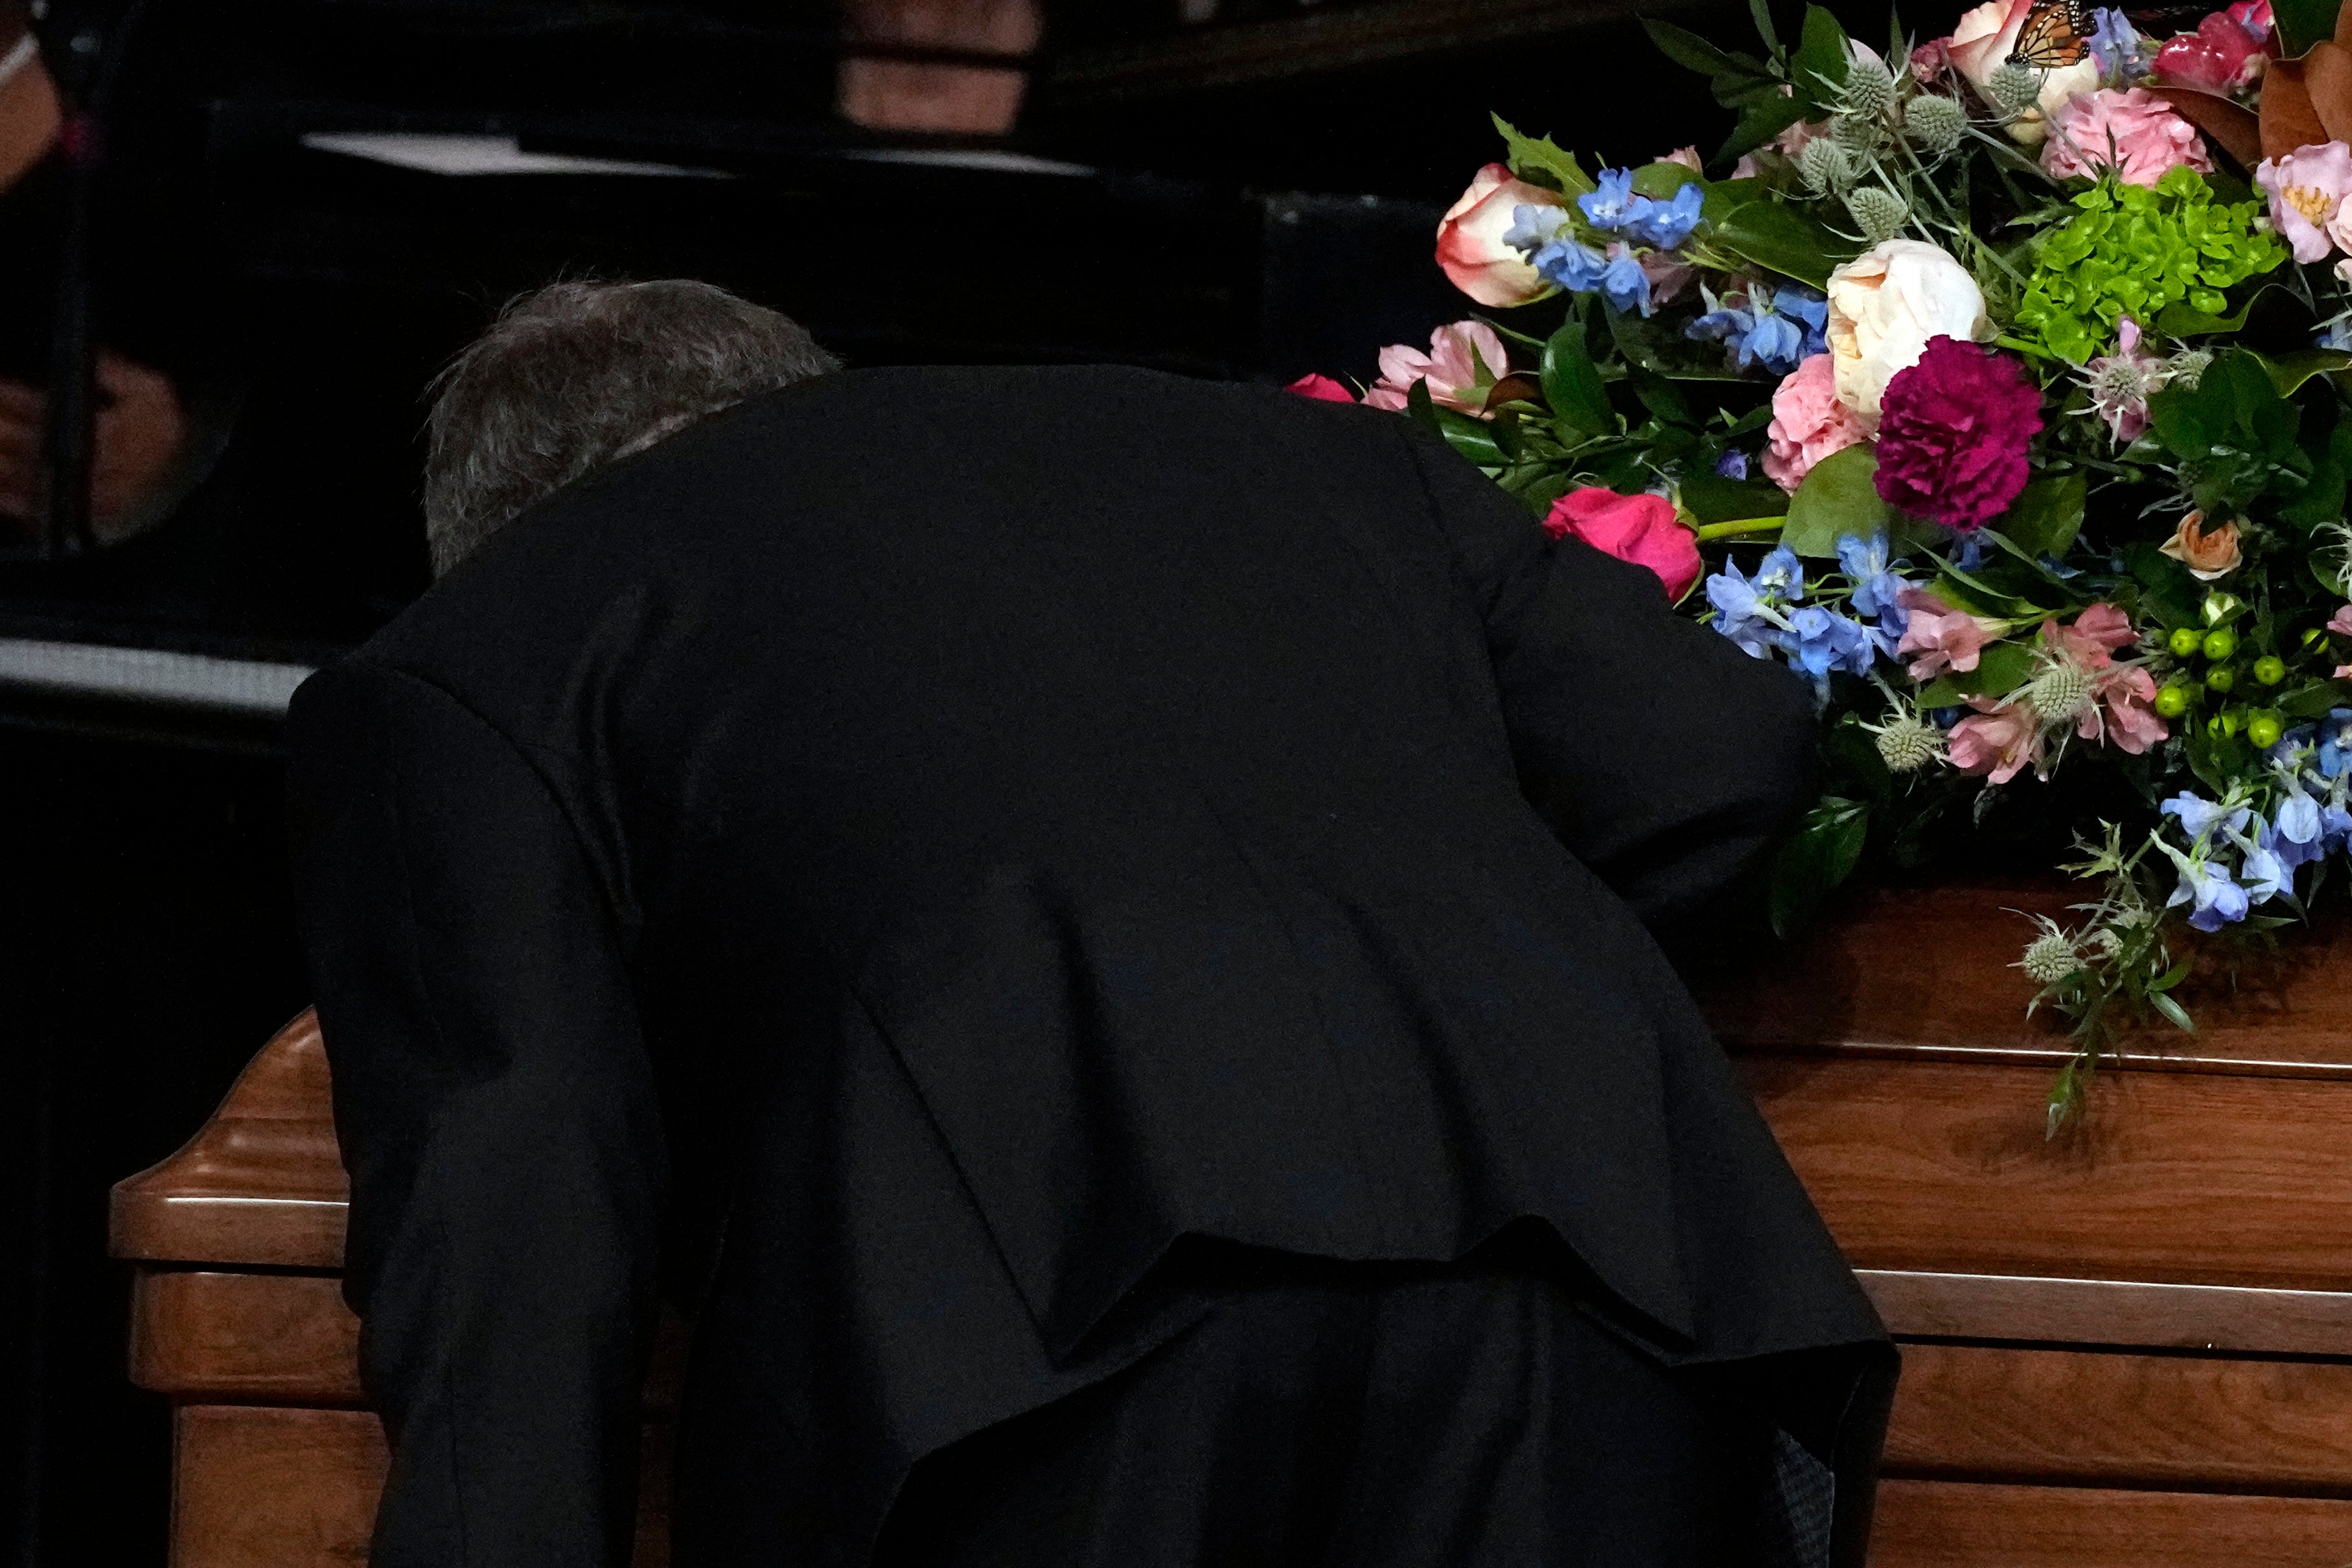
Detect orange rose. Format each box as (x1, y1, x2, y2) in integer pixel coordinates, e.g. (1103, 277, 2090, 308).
(2158, 511, 2242, 580)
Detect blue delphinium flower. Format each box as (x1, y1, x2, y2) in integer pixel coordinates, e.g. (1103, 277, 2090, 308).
(2268, 783, 2326, 873)
(2086, 8, 2151, 84)
(1625, 183, 1705, 251)
(1504, 203, 1574, 257)
(1775, 287, 1830, 358)
(1577, 167, 1650, 233)
(1788, 605, 1876, 686)
(2318, 317, 2352, 352)
(1755, 544, 1804, 598)
(2161, 790, 2252, 845)
(1685, 283, 1819, 376)
(2318, 708, 2352, 778)
(1836, 532, 1906, 619)
(1716, 450, 1749, 480)
(1949, 531, 1987, 571)
(2229, 822, 2289, 906)
(1596, 245, 1653, 317)
(2165, 849, 2252, 932)
(1705, 558, 1793, 658)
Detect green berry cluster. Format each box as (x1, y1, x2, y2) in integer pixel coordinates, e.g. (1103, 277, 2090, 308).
(2154, 601, 2290, 746)
(2012, 168, 2286, 365)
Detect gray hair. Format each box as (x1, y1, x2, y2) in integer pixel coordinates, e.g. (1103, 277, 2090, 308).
(422, 279, 840, 575)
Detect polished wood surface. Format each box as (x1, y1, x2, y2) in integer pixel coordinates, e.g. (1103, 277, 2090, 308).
(172, 1406, 383, 1568)
(1706, 882, 2352, 1078)
(130, 1272, 362, 1405)
(1870, 1479, 2352, 1567)
(111, 1010, 346, 1271)
(1742, 1055, 2352, 1292)
(1860, 1268, 2352, 1357)
(1885, 1342, 2352, 1494)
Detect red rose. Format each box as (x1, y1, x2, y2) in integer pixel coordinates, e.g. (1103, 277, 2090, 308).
(1543, 487, 1702, 600)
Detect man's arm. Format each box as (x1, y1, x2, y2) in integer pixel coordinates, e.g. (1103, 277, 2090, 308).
(1400, 422, 1818, 936)
(284, 662, 667, 1568)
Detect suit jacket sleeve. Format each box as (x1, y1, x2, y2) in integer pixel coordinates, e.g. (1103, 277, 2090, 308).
(283, 660, 666, 1568)
(1398, 421, 1818, 936)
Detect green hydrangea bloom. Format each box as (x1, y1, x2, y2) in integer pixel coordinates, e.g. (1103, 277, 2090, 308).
(2012, 167, 2285, 364)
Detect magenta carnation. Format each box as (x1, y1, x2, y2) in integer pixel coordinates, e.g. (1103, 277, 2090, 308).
(1871, 336, 2043, 531)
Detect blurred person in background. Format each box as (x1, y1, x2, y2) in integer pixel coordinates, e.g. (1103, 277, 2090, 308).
(0, 0, 197, 546)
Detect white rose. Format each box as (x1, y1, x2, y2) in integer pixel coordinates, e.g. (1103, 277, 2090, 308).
(1945, 0, 2100, 144)
(1825, 239, 1992, 426)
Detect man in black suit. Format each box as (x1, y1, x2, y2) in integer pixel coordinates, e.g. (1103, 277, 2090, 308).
(286, 279, 1893, 1568)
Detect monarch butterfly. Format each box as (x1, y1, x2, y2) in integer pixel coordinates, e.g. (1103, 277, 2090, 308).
(2006, 0, 2093, 68)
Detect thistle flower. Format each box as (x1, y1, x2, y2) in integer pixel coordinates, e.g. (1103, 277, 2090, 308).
(2018, 921, 2082, 986)
(1847, 185, 1910, 244)
(1866, 709, 1945, 772)
(1985, 62, 2046, 116)
(1798, 137, 1856, 194)
(1902, 93, 1967, 153)
(1841, 49, 1898, 120)
(1833, 110, 1883, 150)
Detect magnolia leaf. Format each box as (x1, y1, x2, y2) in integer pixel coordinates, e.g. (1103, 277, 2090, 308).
(2258, 347, 2352, 396)
(1781, 445, 1888, 557)
(1704, 190, 1859, 287)
(1539, 318, 1614, 439)
(1491, 114, 1595, 196)
(1995, 472, 2088, 558)
(1790, 4, 1852, 110)
(1716, 92, 1814, 166)
(1630, 161, 1704, 198)
(1951, 640, 2037, 698)
(1406, 378, 1503, 468)
(1680, 470, 1790, 523)
(2275, 0, 2340, 56)
(1769, 797, 1870, 940)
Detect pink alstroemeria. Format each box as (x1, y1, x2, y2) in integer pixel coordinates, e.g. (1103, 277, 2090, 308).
(1948, 698, 2042, 784)
(1362, 321, 1510, 417)
(2051, 602, 2139, 668)
(2091, 665, 2169, 754)
(2255, 141, 2352, 264)
(1894, 586, 1990, 680)
(2327, 602, 2352, 638)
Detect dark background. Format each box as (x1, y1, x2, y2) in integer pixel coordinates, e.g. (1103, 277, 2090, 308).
(0, 1, 1918, 1562)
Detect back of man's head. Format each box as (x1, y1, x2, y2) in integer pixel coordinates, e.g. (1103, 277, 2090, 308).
(422, 279, 840, 575)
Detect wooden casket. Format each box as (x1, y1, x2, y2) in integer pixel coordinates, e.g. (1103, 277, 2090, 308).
(113, 882, 2352, 1565)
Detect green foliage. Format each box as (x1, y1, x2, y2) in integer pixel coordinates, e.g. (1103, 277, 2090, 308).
(1490, 115, 1595, 196)
(2013, 169, 2287, 364)
(1405, 379, 1503, 468)
(1994, 473, 2088, 558)
(1702, 181, 1863, 287)
(2272, 0, 2339, 54)
(1540, 316, 1614, 440)
(1770, 794, 1871, 940)
(1781, 446, 1889, 557)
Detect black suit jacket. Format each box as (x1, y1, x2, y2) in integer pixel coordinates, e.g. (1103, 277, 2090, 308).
(285, 365, 1891, 1568)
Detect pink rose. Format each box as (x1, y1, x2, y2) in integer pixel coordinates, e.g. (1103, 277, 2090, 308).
(1435, 163, 1563, 308)
(1948, 698, 2041, 784)
(1894, 586, 1990, 680)
(1284, 373, 1355, 404)
(2051, 602, 2139, 668)
(1363, 321, 1510, 416)
(1542, 487, 1703, 600)
(1911, 38, 1954, 80)
(2255, 141, 2352, 264)
(1760, 353, 1869, 493)
(2042, 89, 2214, 186)
(2091, 665, 2168, 754)
(2154, 12, 2263, 93)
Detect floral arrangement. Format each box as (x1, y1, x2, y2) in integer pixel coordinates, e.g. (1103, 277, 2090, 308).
(1293, 0, 2352, 1126)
